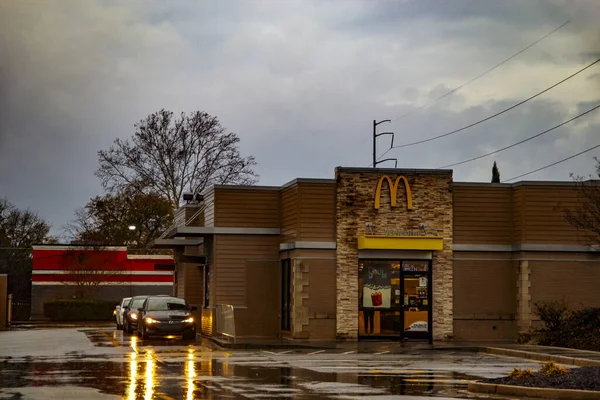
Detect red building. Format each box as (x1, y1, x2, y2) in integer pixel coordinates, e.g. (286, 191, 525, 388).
(31, 245, 174, 319)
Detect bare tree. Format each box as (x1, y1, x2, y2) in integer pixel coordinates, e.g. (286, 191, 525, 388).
(96, 109, 258, 208)
(0, 198, 53, 306)
(60, 245, 125, 300)
(564, 158, 600, 244)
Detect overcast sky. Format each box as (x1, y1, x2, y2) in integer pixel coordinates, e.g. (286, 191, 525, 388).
(1, 0, 600, 234)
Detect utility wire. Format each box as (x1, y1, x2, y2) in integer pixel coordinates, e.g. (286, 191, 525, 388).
(439, 103, 600, 169)
(389, 19, 571, 123)
(376, 55, 600, 162)
(503, 143, 600, 182)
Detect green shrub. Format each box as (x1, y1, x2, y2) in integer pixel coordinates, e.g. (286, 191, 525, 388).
(43, 300, 117, 321)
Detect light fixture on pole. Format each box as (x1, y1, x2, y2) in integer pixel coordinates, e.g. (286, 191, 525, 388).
(128, 225, 136, 231)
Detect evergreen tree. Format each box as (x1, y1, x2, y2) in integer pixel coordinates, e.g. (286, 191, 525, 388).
(492, 161, 501, 183)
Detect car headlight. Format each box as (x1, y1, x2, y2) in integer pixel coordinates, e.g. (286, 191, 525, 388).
(183, 317, 194, 323)
(130, 313, 138, 320)
(145, 317, 159, 324)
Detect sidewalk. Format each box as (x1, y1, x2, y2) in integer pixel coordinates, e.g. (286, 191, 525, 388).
(207, 335, 600, 366)
(8, 321, 115, 330)
(207, 336, 501, 352)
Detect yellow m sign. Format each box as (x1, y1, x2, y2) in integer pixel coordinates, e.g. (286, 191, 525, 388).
(374, 175, 413, 210)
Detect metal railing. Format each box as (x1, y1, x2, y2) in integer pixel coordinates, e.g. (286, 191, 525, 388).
(215, 304, 236, 342)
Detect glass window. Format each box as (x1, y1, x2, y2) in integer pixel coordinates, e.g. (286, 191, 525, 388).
(204, 266, 210, 308)
(146, 297, 187, 311)
(281, 259, 291, 331)
(130, 298, 146, 309)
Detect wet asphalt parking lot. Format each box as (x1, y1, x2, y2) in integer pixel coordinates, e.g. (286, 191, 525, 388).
(0, 327, 543, 399)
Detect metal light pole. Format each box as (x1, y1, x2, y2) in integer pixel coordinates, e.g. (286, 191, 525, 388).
(373, 119, 396, 168)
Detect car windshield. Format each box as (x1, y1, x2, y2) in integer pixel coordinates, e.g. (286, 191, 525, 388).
(130, 298, 145, 309)
(147, 297, 188, 311)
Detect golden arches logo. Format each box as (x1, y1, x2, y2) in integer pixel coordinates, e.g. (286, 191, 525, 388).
(374, 175, 413, 210)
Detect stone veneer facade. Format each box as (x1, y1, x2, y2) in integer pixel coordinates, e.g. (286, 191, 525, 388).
(335, 168, 454, 341)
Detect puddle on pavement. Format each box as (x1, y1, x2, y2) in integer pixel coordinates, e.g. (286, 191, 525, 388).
(0, 354, 476, 399)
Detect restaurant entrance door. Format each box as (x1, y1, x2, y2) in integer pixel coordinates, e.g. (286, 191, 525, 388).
(358, 259, 432, 341)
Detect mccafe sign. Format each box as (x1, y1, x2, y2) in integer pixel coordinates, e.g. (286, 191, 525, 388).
(374, 175, 413, 210)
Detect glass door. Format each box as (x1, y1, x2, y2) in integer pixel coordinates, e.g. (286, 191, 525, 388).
(358, 260, 402, 338)
(281, 259, 291, 331)
(401, 261, 432, 340)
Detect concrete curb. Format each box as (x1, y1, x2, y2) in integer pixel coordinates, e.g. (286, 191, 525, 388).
(469, 381, 600, 399)
(484, 347, 600, 367)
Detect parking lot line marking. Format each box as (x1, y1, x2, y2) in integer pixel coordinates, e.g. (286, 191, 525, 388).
(308, 350, 326, 355)
(262, 351, 277, 355)
(342, 350, 356, 354)
(278, 350, 293, 355)
(96, 330, 120, 347)
(375, 351, 390, 355)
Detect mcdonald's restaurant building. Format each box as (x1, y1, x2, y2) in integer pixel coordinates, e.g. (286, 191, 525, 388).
(151, 167, 600, 343)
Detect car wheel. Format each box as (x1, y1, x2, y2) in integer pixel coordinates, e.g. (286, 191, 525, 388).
(141, 326, 150, 340)
(125, 321, 131, 334)
(183, 330, 196, 341)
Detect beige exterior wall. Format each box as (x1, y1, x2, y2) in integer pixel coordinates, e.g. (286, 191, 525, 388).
(335, 168, 454, 341)
(453, 182, 600, 339)
(162, 174, 599, 343)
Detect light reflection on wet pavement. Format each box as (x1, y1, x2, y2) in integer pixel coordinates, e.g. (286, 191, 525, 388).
(0, 327, 540, 399)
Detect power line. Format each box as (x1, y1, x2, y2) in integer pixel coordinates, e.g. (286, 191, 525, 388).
(439, 103, 600, 169)
(389, 19, 571, 123)
(376, 55, 600, 162)
(503, 143, 600, 182)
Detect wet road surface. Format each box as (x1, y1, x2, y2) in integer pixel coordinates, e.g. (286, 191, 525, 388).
(0, 327, 542, 399)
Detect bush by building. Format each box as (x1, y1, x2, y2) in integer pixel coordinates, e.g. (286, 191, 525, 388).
(43, 299, 116, 321)
(534, 300, 600, 351)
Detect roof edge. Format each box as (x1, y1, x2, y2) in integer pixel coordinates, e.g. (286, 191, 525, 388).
(281, 178, 336, 189)
(335, 167, 453, 175)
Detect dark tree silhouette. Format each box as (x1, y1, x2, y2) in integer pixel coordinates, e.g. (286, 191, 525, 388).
(564, 158, 600, 244)
(0, 199, 53, 317)
(492, 161, 501, 183)
(65, 190, 174, 248)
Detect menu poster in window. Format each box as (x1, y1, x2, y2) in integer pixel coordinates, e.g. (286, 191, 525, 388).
(363, 265, 391, 308)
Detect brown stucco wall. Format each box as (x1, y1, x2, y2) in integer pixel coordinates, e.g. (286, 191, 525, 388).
(335, 168, 454, 340)
(453, 255, 517, 341)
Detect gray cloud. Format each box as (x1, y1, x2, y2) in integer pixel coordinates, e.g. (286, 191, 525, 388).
(1, 0, 599, 234)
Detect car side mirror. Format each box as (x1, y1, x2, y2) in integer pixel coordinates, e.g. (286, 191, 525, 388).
(123, 306, 129, 310)
(190, 306, 198, 311)
(138, 308, 144, 312)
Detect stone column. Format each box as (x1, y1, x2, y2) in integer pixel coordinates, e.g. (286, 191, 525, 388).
(292, 259, 310, 338)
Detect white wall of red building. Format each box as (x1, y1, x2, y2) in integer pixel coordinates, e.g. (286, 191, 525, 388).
(30, 245, 174, 319)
